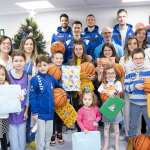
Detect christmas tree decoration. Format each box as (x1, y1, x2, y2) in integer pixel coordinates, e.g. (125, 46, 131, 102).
(28, 26, 32, 30)
(28, 9, 37, 18)
(12, 17, 47, 55)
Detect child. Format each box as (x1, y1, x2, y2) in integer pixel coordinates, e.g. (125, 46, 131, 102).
(77, 88, 101, 133)
(29, 54, 70, 150)
(98, 65, 123, 150)
(7, 52, 29, 150)
(125, 48, 150, 150)
(50, 50, 66, 146)
(19, 36, 38, 149)
(0, 65, 11, 150)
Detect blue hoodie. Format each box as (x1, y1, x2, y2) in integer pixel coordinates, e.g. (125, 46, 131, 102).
(147, 27, 150, 46)
(63, 37, 94, 63)
(82, 25, 103, 50)
(112, 24, 134, 50)
(29, 72, 70, 120)
(51, 26, 73, 44)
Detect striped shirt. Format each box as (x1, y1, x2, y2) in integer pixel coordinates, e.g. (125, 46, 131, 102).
(124, 67, 150, 104)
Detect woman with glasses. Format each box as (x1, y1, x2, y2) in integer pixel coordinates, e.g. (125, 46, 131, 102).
(0, 36, 13, 70)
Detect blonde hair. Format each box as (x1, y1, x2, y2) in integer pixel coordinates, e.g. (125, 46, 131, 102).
(79, 88, 99, 107)
(124, 36, 139, 63)
(19, 36, 38, 65)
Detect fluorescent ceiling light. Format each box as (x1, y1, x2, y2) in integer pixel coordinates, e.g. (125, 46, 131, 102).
(16, 1, 54, 9)
(122, 0, 150, 2)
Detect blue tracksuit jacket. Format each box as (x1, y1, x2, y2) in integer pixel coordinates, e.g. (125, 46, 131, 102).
(29, 72, 70, 120)
(112, 23, 134, 50)
(51, 26, 73, 44)
(82, 25, 103, 50)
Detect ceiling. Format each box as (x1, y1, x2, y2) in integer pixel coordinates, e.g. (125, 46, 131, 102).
(0, 0, 150, 15)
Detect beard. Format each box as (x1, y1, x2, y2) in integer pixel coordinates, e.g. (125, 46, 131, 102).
(88, 25, 94, 28)
(62, 25, 68, 29)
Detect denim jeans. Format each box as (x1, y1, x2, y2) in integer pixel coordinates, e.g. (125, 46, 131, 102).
(129, 102, 150, 139)
(35, 119, 53, 150)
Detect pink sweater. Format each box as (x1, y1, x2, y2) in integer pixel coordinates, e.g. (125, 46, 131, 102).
(77, 106, 101, 131)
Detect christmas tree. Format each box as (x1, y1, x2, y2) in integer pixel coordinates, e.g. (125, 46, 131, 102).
(12, 17, 47, 55)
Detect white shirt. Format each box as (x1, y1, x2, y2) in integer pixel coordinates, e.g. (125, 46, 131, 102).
(119, 28, 127, 50)
(0, 55, 13, 71)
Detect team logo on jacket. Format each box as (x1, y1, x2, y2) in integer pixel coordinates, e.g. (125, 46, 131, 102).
(30, 85, 34, 91)
(51, 83, 53, 89)
(95, 35, 98, 38)
(37, 75, 43, 90)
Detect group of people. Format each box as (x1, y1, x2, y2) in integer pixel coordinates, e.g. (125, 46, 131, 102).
(0, 8, 150, 150)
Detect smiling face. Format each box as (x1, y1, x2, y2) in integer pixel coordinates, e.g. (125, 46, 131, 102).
(128, 39, 138, 52)
(132, 52, 145, 67)
(106, 68, 116, 81)
(60, 17, 69, 29)
(83, 93, 93, 108)
(136, 30, 146, 43)
(86, 16, 96, 28)
(102, 27, 113, 43)
(12, 56, 26, 71)
(74, 45, 83, 58)
(24, 39, 34, 54)
(72, 24, 82, 37)
(0, 38, 12, 54)
(103, 46, 113, 58)
(52, 53, 64, 66)
(117, 12, 128, 26)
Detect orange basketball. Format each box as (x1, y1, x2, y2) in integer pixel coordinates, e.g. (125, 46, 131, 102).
(81, 62, 95, 76)
(53, 88, 67, 106)
(100, 86, 120, 103)
(144, 78, 150, 94)
(47, 65, 61, 81)
(133, 134, 150, 150)
(114, 63, 124, 77)
(50, 41, 65, 54)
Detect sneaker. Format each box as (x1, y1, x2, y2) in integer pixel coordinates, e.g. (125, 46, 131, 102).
(27, 141, 36, 149)
(109, 132, 125, 141)
(50, 136, 56, 146)
(57, 134, 65, 144)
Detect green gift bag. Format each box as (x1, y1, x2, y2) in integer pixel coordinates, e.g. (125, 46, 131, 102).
(99, 96, 125, 121)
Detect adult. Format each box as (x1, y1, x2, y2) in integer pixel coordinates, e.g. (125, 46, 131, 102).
(82, 14, 103, 50)
(64, 21, 94, 63)
(0, 36, 13, 70)
(19, 36, 38, 149)
(51, 14, 72, 44)
(113, 9, 134, 51)
(66, 39, 96, 132)
(94, 27, 124, 60)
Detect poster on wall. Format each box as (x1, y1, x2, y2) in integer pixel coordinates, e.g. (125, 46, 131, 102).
(0, 29, 5, 37)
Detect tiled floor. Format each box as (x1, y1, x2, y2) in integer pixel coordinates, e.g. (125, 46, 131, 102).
(25, 125, 150, 150)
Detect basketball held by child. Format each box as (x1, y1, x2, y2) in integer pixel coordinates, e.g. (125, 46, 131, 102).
(100, 87, 120, 103)
(114, 63, 124, 77)
(144, 78, 150, 94)
(53, 88, 67, 106)
(47, 65, 61, 81)
(133, 134, 150, 150)
(81, 62, 95, 76)
(50, 41, 65, 54)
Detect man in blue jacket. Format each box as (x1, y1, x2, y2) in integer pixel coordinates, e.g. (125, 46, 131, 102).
(63, 21, 94, 63)
(94, 27, 124, 60)
(82, 14, 103, 50)
(113, 9, 134, 51)
(51, 14, 72, 44)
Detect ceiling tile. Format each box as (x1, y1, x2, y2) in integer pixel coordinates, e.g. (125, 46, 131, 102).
(48, 0, 87, 7)
(8, 0, 44, 2)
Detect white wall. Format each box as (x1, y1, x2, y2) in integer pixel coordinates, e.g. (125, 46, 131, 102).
(0, 5, 150, 53)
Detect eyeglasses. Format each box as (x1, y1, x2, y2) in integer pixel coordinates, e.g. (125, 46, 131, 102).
(133, 58, 144, 61)
(137, 32, 146, 36)
(106, 72, 116, 76)
(1, 42, 12, 45)
(102, 32, 112, 35)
